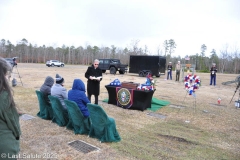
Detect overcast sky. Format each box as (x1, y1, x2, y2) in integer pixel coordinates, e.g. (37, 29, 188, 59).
(0, 0, 240, 57)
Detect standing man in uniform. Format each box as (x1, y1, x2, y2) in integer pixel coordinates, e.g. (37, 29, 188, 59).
(85, 59, 102, 105)
(175, 61, 181, 81)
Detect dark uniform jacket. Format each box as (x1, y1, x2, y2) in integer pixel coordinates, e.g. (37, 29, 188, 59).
(85, 65, 102, 96)
(167, 65, 172, 72)
(210, 67, 217, 76)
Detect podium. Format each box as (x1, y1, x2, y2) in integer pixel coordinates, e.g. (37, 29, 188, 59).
(105, 85, 155, 111)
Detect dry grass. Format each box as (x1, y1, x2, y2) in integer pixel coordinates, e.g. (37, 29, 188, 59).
(11, 63, 240, 160)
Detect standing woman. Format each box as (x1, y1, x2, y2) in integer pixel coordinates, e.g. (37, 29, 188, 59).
(210, 63, 217, 86)
(85, 59, 102, 105)
(167, 62, 172, 80)
(0, 57, 21, 157)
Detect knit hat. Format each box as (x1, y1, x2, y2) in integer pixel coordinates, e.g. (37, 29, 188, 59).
(44, 76, 54, 86)
(56, 74, 64, 84)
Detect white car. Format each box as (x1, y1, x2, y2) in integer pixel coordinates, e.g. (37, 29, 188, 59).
(46, 60, 64, 67)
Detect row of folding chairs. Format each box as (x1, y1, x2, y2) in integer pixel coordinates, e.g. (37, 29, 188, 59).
(35, 90, 121, 143)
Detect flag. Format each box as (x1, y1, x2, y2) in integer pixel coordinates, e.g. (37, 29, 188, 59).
(185, 55, 190, 60)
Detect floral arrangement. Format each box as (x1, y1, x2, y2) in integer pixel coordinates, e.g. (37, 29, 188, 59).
(137, 74, 156, 91)
(184, 74, 201, 95)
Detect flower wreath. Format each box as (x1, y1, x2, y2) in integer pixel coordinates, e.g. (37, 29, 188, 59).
(184, 74, 201, 95)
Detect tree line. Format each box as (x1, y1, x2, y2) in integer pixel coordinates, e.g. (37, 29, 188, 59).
(1, 38, 239, 74)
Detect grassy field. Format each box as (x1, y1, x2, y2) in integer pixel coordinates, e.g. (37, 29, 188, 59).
(12, 63, 240, 160)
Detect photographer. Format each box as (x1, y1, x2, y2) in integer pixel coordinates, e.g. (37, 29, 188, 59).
(12, 57, 17, 67)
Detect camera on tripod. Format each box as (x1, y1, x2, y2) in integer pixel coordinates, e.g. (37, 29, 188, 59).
(10, 57, 23, 87)
(12, 57, 17, 67)
(230, 75, 240, 108)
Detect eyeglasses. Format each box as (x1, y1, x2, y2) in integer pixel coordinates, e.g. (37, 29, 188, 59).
(94, 64, 99, 65)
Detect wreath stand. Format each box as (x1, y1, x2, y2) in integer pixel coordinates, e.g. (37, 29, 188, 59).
(181, 91, 197, 123)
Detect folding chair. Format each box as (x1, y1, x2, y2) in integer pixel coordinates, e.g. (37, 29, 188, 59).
(48, 95, 69, 126)
(87, 103, 121, 142)
(35, 90, 53, 120)
(64, 100, 91, 134)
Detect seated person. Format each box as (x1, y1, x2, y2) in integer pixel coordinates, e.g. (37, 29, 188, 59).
(68, 79, 90, 117)
(51, 74, 68, 109)
(40, 76, 54, 103)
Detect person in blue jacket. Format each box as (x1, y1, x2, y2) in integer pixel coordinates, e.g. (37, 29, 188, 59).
(68, 79, 90, 117)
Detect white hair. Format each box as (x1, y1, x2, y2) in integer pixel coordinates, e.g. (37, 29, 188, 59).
(94, 59, 99, 63)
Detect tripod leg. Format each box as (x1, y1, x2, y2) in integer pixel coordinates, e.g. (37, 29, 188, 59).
(15, 66, 23, 86)
(229, 83, 240, 105)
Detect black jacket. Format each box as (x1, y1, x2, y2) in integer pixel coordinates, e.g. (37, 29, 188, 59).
(210, 67, 217, 76)
(167, 65, 172, 72)
(85, 65, 102, 96)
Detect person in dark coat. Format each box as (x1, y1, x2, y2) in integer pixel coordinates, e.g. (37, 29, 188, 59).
(210, 63, 217, 86)
(68, 79, 90, 117)
(0, 57, 21, 157)
(40, 76, 54, 103)
(85, 59, 102, 105)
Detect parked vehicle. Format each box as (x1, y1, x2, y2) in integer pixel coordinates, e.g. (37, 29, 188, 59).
(46, 60, 64, 67)
(98, 59, 128, 74)
(129, 55, 166, 77)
